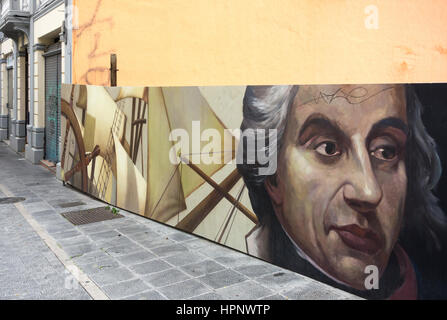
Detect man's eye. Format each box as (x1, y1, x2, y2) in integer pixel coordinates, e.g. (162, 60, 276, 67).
(370, 146, 397, 161)
(314, 141, 341, 157)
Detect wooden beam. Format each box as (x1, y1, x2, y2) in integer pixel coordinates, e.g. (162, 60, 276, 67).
(176, 169, 242, 232)
(129, 98, 135, 158)
(61, 99, 88, 192)
(180, 158, 258, 225)
(60, 118, 70, 169)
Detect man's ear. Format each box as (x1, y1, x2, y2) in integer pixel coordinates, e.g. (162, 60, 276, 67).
(264, 174, 283, 207)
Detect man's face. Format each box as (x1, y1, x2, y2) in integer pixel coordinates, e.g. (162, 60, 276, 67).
(266, 84, 408, 290)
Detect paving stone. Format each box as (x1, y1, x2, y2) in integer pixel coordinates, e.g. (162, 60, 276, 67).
(63, 243, 98, 258)
(116, 224, 149, 235)
(89, 267, 135, 287)
(282, 282, 359, 300)
(260, 294, 287, 300)
(255, 271, 309, 293)
(151, 244, 188, 258)
(180, 260, 225, 277)
(234, 263, 283, 278)
(44, 222, 76, 234)
(124, 290, 166, 300)
(51, 290, 92, 300)
(33, 272, 64, 285)
(116, 251, 156, 266)
(102, 218, 136, 228)
(159, 279, 210, 300)
(166, 232, 196, 242)
(197, 245, 235, 259)
(214, 254, 258, 269)
(70, 250, 112, 266)
(98, 235, 135, 249)
(103, 243, 143, 257)
(30, 209, 57, 217)
(126, 231, 160, 242)
(138, 237, 175, 249)
(79, 258, 121, 274)
(22, 203, 54, 214)
(33, 214, 67, 225)
(163, 251, 205, 267)
(189, 292, 224, 300)
(198, 269, 247, 289)
(215, 280, 273, 300)
(77, 222, 112, 233)
(130, 260, 172, 275)
(58, 235, 92, 247)
(22, 198, 43, 204)
(142, 269, 191, 288)
(145, 222, 176, 235)
(88, 230, 122, 241)
(102, 279, 150, 299)
(51, 230, 82, 240)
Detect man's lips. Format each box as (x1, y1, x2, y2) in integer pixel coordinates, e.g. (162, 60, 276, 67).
(331, 224, 383, 255)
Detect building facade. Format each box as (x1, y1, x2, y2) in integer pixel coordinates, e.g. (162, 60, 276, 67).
(0, 0, 72, 164)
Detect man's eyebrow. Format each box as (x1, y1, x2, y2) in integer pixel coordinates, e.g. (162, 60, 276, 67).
(298, 113, 349, 144)
(369, 117, 409, 137)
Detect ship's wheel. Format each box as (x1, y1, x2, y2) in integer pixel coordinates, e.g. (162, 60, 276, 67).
(60, 87, 100, 193)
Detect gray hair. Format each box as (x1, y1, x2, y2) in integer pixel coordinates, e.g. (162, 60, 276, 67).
(237, 84, 446, 253)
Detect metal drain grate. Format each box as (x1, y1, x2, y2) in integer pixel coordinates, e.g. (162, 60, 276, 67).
(61, 207, 124, 225)
(58, 201, 86, 208)
(0, 197, 26, 204)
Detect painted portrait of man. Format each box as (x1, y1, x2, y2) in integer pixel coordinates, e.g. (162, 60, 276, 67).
(238, 84, 447, 299)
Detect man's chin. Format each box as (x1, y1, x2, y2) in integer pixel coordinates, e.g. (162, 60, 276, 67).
(327, 255, 385, 291)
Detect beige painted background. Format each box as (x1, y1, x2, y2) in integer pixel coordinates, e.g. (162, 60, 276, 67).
(72, 0, 447, 86)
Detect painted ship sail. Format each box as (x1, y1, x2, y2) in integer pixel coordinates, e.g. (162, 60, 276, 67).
(60, 84, 257, 252)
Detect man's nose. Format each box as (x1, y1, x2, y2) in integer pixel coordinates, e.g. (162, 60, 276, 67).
(343, 135, 383, 213)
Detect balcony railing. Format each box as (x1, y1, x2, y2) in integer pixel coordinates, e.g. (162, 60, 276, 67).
(0, 0, 31, 19)
(21, 0, 30, 11)
(0, 0, 31, 37)
(0, 0, 9, 16)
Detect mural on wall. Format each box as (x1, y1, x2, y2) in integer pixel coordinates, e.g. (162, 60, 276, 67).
(60, 83, 447, 300)
(72, 0, 115, 86)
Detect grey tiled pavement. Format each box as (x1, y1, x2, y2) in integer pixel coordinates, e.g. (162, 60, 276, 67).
(0, 142, 361, 300)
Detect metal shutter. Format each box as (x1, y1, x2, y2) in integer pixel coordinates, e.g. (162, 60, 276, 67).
(44, 45, 61, 162)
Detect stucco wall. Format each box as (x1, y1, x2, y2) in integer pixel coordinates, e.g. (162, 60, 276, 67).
(72, 0, 447, 86)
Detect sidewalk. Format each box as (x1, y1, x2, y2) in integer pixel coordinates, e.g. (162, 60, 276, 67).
(0, 141, 360, 300)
